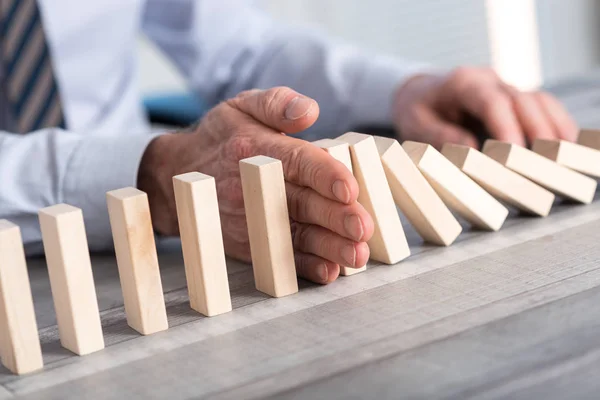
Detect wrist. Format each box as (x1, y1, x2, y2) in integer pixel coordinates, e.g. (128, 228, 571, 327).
(137, 132, 185, 235)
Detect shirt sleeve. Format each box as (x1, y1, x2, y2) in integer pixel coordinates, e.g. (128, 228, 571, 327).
(141, 0, 430, 139)
(0, 129, 159, 254)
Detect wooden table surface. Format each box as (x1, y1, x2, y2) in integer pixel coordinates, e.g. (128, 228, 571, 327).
(2, 80, 600, 400)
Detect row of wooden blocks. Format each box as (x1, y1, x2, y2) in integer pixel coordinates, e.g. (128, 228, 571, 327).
(1, 130, 600, 375)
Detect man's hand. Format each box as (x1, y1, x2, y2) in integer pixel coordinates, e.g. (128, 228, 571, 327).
(393, 67, 578, 149)
(138, 87, 374, 284)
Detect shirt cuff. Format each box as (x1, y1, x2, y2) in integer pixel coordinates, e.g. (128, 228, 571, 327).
(348, 55, 434, 128)
(62, 132, 163, 250)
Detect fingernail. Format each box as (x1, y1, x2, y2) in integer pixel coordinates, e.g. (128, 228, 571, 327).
(344, 214, 364, 241)
(341, 245, 356, 267)
(332, 180, 350, 203)
(285, 96, 313, 120)
(317, 263, 328, 282)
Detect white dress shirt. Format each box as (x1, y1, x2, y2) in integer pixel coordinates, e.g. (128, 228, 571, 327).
(0, 0, 427, 253)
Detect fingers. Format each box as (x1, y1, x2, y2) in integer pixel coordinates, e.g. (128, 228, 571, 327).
(286, 182, 374, 242)
(535, 91, 579, 141)
(291, 222, 370, 270)
(229, 87, 320, 134)
(457, 85, 526, 145)
(411, 105, 478, 149)
(295, 252, 340, 284)
(505, 86, 556, 143)
(260, 134, 359, 204)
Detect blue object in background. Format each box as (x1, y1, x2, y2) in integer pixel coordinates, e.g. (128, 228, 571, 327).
(143, 92, 207, 126)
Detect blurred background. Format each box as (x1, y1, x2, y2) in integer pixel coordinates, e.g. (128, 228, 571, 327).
(138, 0, 600, 109)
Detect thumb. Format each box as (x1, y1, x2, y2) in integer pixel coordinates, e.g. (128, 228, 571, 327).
(228, 87, 320, 134)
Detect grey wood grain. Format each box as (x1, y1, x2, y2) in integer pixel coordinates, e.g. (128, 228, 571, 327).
(6, 210, 600, 399)
(261, 279, 600, 400)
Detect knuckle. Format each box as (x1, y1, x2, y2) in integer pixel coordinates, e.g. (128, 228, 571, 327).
(228, 134, 256, 161)
(292, 223, 312, 251)
(481, 95, 506, 117)
(262, 86, 294, 114)
(293, 252, 309, 277)
(450, 66, 473, 83)
(283, 143, 311, 183)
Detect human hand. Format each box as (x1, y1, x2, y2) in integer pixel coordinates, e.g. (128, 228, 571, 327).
(138, 87, 374, 284)
(392, 67, 578, 149)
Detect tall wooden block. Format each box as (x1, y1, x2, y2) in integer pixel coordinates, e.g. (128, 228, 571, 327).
(38, 204, 104, 355)
(578, 129, 600, 150)
(374, 136, 462, 246)
(239, 156, 298, 297)
(106, 188, 168, 334)
(532, 139, 600, 178)
(173, 173, 232, 316)
(483, 140, 597, 204)
(403, 141, 508, 231)
(313, 138, 367, 276)
(0, 221, 43, 375)
(443, 144, 555, 217)
(337, 132, 410, 264)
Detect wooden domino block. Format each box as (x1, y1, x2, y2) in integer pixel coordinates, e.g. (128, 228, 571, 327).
(374, 136, 462, 246)
(0, 221, 43, 375)
(173, 173, 232, 316)
(532, 139, 600, 178)
(483, 140, 597, 204)
(337, 132, 410, 264)
(578, 129, 600, 150)
(239, 157, 298, 297)
(442, 144, 555, 217)
(403, 141, 508, 231)
(313, 138, 367, 276)
(106, 188, 168, 334)
(38, 204, 104, 355)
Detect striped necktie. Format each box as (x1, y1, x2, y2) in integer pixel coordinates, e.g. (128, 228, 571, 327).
(0, 0, 65, 133)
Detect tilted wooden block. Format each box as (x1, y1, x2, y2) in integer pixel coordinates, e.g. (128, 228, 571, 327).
(403, 141, 508, 231)
(578, 129, 600, 151)
(0, 221, 43, 375)
(532, 139, 600, 178)
(173, 173, 232, 316)
(337, 132, 410, 264)
(374, 136, 462, 246)
(107, 188, 168, 334)
(483, 140, 597, 204)
(239, 156, 298, 297)
(313, 138, 367, 276)
(38, 204, 104, 356)
(443, 143, 555, 217)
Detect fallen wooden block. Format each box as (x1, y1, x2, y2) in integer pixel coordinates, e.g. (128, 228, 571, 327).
(532, 139, 600, 178)
(239, 156, 299, 297)
(578, 129, 600, 151)
(38, 204, 104, 356)
(313, 138, 367, 276)
(374, 136, 462, 246)
(107, 188, 169, 334)
(483, 140, 597, 204)
(0, 221, 43, 375)
(337, 133, 410, 264)
(173, 173, 232, 316)
(403, 141, 508, 231)
(443, 143, 555, 217)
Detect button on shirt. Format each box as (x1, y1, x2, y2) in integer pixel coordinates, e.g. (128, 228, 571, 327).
(0, 0, 427, 253)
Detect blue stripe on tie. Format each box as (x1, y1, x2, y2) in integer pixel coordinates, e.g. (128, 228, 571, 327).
(29, 82, 57, 130)
(14, 45, 47, 113)
(1, 0, 21, 37)
(5, 9, 39, 72)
